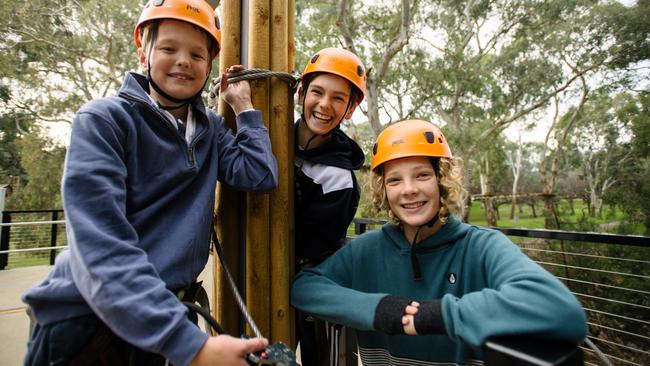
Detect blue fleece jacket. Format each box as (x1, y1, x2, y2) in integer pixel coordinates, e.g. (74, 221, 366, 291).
(22, 72, 278, 366)
(291, 218, 587, 364)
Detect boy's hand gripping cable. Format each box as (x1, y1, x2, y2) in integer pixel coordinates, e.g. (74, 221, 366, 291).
(182, 227, 299, 366)
(207, 68, 300, 105)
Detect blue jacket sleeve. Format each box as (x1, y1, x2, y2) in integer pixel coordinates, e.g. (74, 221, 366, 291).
(63, 110, 207, 366)
(214, 110, 278, 192)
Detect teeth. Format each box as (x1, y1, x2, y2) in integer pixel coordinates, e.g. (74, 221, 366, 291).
(313, 112, 331, 121)
(403, 202, 424, 209)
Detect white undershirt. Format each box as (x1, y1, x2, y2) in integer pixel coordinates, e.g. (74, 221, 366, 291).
(147, 95, 196, 143)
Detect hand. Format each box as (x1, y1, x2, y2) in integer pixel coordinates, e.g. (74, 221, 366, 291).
(402, 301, 419, 335)
(220, 65, 254, 115)
(189, 335, 268, 366)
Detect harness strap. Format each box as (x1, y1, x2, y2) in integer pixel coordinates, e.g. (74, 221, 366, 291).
(66, 281, 204, 366)
(68, 325, 124, 366)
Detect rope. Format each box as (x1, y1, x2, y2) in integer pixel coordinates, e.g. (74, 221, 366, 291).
(208, 68, 301, 100)
(182, 301, 227, 335)
(211, 227, 263, 338)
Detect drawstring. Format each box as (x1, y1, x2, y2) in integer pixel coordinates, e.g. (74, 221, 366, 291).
(410, 227, 424, 281)
(410, 213, 439, 281)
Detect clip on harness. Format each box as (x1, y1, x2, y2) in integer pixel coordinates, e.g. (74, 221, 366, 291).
(181, 227, 300, 366)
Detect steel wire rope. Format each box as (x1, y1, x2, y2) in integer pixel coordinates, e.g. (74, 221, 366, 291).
(210, 227, 262, 338)
(208, 68, 301, 100)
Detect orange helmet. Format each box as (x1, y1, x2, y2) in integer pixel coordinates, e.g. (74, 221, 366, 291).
(134, 0, 221, 57)
(302, 48, 366, 102)
(371, 120, 452, 172)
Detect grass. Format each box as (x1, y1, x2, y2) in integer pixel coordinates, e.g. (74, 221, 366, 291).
(468, 199, 645, 235)
(354, 198, 646, 235)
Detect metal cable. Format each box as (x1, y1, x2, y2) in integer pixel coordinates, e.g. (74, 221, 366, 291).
(584, 337, 615, 366)
(208, 68, 301, 100)
(211, 227, 262, 338)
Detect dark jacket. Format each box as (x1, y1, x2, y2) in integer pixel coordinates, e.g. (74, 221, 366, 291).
(294, 121, 364, 263)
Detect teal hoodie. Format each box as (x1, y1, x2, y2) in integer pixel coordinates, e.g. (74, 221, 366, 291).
(291, 217, 587, 363)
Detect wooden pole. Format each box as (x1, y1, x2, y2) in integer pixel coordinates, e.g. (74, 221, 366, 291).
(212, 0, 295, 345)
(246, 0, 271, 338)
(269, 0, 294, 346)
(214, 0, 243, 336)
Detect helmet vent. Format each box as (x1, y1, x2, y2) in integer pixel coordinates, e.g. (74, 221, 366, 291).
(310, 54, 320, 64)
(372, 143, 378, 155)
(438, 136, 444, 144)
(154, 0, 164, 6)
(357, 65, 365, 77)
(424, 131, 435, 144)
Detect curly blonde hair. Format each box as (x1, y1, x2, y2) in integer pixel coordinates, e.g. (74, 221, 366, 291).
(370, 157, 467, 225)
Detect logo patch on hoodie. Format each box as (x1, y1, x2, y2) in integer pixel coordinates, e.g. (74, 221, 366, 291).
(448, 273, 457, 284)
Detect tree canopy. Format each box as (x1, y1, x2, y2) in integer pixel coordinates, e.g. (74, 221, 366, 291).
(0, 0, 647, 231)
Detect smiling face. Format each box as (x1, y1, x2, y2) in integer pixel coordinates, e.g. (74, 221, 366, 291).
(383, 156, 441, 240)
(300, 73, 357, 137)
(138, 19, 211, 106)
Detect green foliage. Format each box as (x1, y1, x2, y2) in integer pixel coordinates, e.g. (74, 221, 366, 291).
(599, 0, 650, 68)
(0, 0, 141, 210)
(0, 0, 141, 124)
(5, 131, 65, 210)
(0, 111, 31, 185)
(600, 93, 650, 233)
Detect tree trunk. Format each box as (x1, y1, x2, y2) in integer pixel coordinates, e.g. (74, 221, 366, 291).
(530, 201, 537, 218)
(480, 158, 497, 227)
(543, 195, 560, 229)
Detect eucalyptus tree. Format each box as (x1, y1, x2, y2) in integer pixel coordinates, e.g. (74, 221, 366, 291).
(5, 133, 66, 210)
(504, 133, 523, 223)
(603, 92, 650, 233)
(0, 0, 140, 209)
(571, 89, 633, 218)
(296, 0, 421, 135)
(0, 0, 141, 130)
(0, 107, 30, 189)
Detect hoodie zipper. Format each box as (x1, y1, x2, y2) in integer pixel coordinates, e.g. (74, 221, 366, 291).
(122, 93, 208, 167)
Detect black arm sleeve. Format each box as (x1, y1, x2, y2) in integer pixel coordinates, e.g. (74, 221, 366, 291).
(413, 300, 446, 335)
(373, 295, 412, 335)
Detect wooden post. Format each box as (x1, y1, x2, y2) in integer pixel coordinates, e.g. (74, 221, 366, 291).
(246, 0, 272, 338)
(212, 0, 295, 347)
(269, 0, 294, 346)
(214, 0, 243, 336)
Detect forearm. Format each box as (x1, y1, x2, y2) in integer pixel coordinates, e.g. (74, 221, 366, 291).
(217, 110, 278, 192)
(291, 268, 384, 331)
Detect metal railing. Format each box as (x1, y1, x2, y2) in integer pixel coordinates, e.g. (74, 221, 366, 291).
(0, 210, 66, 269)
(2, 212, 648, 364)
(351, 218, 650, 366)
